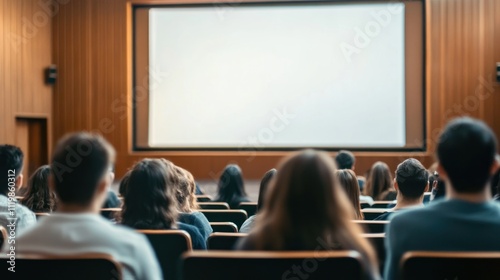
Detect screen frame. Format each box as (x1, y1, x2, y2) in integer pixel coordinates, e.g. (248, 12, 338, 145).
(132, 0, 427, 152)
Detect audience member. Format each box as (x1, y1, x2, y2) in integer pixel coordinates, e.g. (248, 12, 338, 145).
(365, 162, 396, 200)
(384, 117, 500, 280)
(174, 165, 213, 241)
(236, 150, 379, 279)
(102, 166, 120, 209)
(118, 170, 131, 197)
(491, 169, 500, 201)
(0, 145, 36, 234)
(120, 158, 206, 249)
(335, 169, 364, 220)
(374, 158, 428, 221)
(335, 150, 366, 191)
(429, 171, 446, 201)
(240, 169, 276, 233)
(13, 133, 162, 279)
(214, 164, 250, 209)
(21, 165, 57, 213)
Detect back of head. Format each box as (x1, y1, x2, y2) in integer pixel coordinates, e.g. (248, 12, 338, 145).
(118, 170, 131, 197)
(395, 158, 428, 200)
(217, 164, 246, 205)
(335, 150, 355, 170)
(121, 158, 177, 229)
(335, 169, 363, 220)
(365, 161, 393, 199)
(21, 165, 55, 212)
(173, 166, 198, 213)
(51, 133, 115, 206)
(437, 117, 498, 193)
(256, 169, 277, 212)
(0, 145, 24, 195)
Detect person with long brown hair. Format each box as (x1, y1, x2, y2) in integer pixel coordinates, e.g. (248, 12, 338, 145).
(236, 150, 379, 279)
(120, 159, 206, 249)
(173, 165, 213, 241)
(364, 161, 396, 201)
(21, 165, 57, 213)
(335, 169, 364, 220)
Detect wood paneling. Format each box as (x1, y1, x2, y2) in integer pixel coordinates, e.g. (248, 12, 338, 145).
(51, 0, 500, 180)
(0, 0, 53, 177)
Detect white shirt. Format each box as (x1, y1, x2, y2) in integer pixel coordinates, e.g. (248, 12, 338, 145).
(11, 213, 162, 280)
(0, 194, 36, 234)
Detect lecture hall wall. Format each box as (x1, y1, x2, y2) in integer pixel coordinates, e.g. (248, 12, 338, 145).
(2, 0, 499, 180)
(0, 0, 53, 180)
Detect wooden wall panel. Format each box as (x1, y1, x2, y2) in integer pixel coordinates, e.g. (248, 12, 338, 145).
(0, 0, 53, 168)
(51, 0, 500, 180)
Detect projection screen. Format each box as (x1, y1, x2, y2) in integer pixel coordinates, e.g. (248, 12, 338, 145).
(133, 0, 425, 150)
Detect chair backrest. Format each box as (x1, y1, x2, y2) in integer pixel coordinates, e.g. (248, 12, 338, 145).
(100, 208, 121, 220)
(0, 225, 7, 250)
(199, 210, 248, 228)
(196, 195, 212, 202)
(198, 202, 230, 210)
(370, 201, 395, 209)
(360, 202, 371, 209)
(207, 233, 247, 250)
(210, 222, 238, 233)
(0, 253, 121, 280)
(362, 233, 385, 273)
(353, 220, 389, 233)
(361, 208, 388, 220)
(238, 202, 257, 217)
(35, 212, 50, 220)
(401, 251, 500, 280)
(181, 250, 364, 280)
(138, 230, 192, 280)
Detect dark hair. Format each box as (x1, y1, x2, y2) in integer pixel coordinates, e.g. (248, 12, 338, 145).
(335, 150, 355, 170)
(365, 161, 394, 200)
(256, 169, 277, 212)
(395, 158, 429, 200)
(51, 133, 115, 206)
(335, 169, 364, 220)
(121, 159, 178, 229)
(215, 164, 248, 208)
(118, 170, 131, 197)
(437, 117, 498, 193)
(21, 165, 56, 212)
(0, 145, 24, 195)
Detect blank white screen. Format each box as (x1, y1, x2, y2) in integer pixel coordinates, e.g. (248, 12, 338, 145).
(148, 3, 406, 148)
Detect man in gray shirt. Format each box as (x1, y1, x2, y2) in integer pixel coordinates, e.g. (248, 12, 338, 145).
(384, 117, 500, 280)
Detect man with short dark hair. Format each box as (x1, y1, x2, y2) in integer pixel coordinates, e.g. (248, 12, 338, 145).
(374, 158, 428, 221)
(0, 145, 36, 233)
(13, 133, 162, 279)
(384, 117, 500, 280)
(335, 150, 356, 170)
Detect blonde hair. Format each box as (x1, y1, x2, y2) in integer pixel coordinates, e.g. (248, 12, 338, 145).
(251, 150, 377, 271)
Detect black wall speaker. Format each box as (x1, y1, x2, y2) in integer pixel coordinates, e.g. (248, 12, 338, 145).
(45, 64, 57, 85)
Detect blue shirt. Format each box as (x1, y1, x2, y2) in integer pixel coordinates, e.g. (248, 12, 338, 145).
(385, 199, 500, 280)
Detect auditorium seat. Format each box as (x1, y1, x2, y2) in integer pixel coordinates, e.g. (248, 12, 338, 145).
(196, 195, 212, 202)
(401, 251, 500, 280)
(238, 202, 257, 217)
(34, 212, 50, 220)
(361, 209, 388, 220)
(199, 210, 248, 228)
(210, 222, 238, 233)
(180, 250, 364, 280)
(198, 202, 230, 210)
(353, 220, 389, 233)
(370, 201, 396, 209)
(0, 253, 121, 280)
(362, 233, 385, 275)
(0, 225, 6, 249)
(207, 233, 247, 250)
(138, 230, 192, 280)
